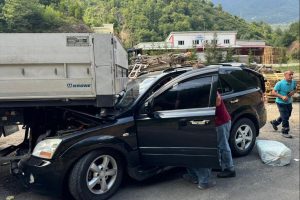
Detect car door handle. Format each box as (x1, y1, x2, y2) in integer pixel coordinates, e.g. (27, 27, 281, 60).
(230, 99, 239, 104)
(189, 120, 210, 125)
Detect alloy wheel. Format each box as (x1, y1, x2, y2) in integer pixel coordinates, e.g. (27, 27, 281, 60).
(86, 155, 118, 194)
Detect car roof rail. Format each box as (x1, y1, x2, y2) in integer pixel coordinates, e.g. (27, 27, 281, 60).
(219, 62, 247, 68)
(163, 65, 193, 73)
(137, 71, 149, 77)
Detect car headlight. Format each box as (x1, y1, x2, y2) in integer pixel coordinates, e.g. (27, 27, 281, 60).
(32, 139, 62, 159)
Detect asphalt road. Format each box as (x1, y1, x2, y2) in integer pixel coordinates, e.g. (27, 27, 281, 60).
(0, 103, 299, 200)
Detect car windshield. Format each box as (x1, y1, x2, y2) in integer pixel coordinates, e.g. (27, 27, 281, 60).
(115, 75, 158, 110)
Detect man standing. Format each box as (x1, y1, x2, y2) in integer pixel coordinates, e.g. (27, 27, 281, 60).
(215, 92, 236, 178)
(182, 92, 235, 189)
(270, 70, 297, 138)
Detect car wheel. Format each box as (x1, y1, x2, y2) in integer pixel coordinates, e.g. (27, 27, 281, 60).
(229, 118, 257, 157)
(69, 150, 124, 200)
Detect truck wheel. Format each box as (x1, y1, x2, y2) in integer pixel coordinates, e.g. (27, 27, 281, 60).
(229, 118, 257, 157)
(69, 150, 124, 200)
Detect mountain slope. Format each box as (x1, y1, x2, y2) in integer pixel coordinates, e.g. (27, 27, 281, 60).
(211, 0, 299, 24)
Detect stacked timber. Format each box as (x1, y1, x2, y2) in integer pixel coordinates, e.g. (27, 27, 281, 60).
(293, 79, 300, 102)
(263, 73, 281, 103)
(263, 47, 285, 64)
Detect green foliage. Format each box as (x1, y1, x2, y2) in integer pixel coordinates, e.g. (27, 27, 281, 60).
(278, 48, 288, 64)
(41, 5, 64, 29)
(0, 0, 298, 55)
(248, 49, 254, 64)
(2, 0, 44, 32)
(0, 1, 6, 32)
(204, 34, 224, 64)
(290, 49, 300, 60)
(59, 0, 85, 19)
(224, 48, 234, 62)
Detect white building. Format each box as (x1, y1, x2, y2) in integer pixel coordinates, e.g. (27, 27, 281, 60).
(134, 31, 266, 63)
(135, 31, 265, 50)
(166, 31, 237, 49)
(135, 31, 238, 50)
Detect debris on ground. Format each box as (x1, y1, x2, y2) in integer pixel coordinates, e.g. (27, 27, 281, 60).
(6, 196, 15, 200)
(256, 140, 292, 166)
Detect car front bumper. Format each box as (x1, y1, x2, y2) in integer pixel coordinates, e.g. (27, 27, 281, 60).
(17, 156, 69, 196)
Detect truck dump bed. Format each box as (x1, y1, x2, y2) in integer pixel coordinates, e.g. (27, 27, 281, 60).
(0, 33, 128, 107)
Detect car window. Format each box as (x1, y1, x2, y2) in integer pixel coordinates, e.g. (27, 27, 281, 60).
(221, 70, 261, 92)
(246, 71, 265, 91)
(231, 70, 262, 90)
(217, 77, 233, 94)
(152, 76, 212, 111)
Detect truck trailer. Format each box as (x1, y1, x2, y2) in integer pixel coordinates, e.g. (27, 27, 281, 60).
(0, 33, 128, 162)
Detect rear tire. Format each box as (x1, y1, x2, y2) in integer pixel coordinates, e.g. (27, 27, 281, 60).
(229, 118, 257, 157)
(69, 150, 124, 200)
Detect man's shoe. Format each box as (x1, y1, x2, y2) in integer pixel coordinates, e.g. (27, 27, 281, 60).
(197, 181, 216, 190)
(281, 127, 290, 134)
(217, 169, 236, 178)
(270, 120, 278, 131)
(281, 133, 293, 138)
(182, 173, 197, 184)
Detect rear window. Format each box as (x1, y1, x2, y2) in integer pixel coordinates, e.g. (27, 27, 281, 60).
(220, 69, 264, 92)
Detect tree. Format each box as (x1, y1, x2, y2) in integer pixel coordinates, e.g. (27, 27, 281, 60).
(248, 49, 254, 64)
(59, 0, 85, 19)
(0, 1, 6, 31)
(224, 48, 234, 62)
(39, 0, 59, 6)
(2, 0, 44, 32)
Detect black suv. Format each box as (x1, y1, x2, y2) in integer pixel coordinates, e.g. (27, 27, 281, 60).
(18, 65, 266, 200)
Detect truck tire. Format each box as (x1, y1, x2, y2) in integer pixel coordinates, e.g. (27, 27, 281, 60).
(229, 118, 257, 157)
(69, 150, 124, 200)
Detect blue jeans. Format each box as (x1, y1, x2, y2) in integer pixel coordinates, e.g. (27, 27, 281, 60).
(273, 103, 293, 129)
(187, 168, 211, 184)
(186, 121, 234, 183)
(216, 121, 234, 171)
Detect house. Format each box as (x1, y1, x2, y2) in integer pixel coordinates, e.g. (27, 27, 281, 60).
(135, 31, 266, 63)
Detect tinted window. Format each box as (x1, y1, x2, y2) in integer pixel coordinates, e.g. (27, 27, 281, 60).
(232, 70, 262, 89)
(221, 69, 261, 92)
(217, 77, 233, 94)
(153, 76, 212, 111)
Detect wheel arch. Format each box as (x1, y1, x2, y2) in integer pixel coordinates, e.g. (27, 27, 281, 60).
(61, 146, 128, 198)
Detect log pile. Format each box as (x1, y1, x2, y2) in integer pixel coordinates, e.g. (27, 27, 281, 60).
(263, 47, 285, 64)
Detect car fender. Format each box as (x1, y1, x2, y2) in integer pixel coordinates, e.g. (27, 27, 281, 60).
(230, 105, 259, 132)
(59, 135, 140, 168)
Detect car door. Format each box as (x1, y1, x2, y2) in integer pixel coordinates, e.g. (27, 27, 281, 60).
(218, 68, 264, 117)
(135, 73, 220, 168)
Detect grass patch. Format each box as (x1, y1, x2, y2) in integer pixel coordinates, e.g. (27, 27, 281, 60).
(273, 65, 300, 73)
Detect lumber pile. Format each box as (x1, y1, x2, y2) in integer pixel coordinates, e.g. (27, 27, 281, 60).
(263, 47, 285, 64)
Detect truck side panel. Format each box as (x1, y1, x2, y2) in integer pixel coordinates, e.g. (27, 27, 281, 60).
(0, 33, 128, 107)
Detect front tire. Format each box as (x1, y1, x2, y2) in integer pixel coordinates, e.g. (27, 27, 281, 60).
(229, 118, 257, 157)
(69, 150, 124, 200)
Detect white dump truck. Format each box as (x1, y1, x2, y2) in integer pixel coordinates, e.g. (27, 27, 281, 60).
(0, 33, 128, 162)
(0, 33, 128, 108)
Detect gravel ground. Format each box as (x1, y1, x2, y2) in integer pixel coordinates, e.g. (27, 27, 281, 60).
(0, 102, 299, 200)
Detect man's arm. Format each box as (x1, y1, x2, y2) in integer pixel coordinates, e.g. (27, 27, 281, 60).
(288, 81, 297, 97)
(216, 92, 221, 106)
(271, 89, 288, 101)
(287, 90, 296, 97)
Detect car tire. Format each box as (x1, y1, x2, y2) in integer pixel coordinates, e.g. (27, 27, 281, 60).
(69, 150, 124, 200)
(229, 118, 257, 157)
